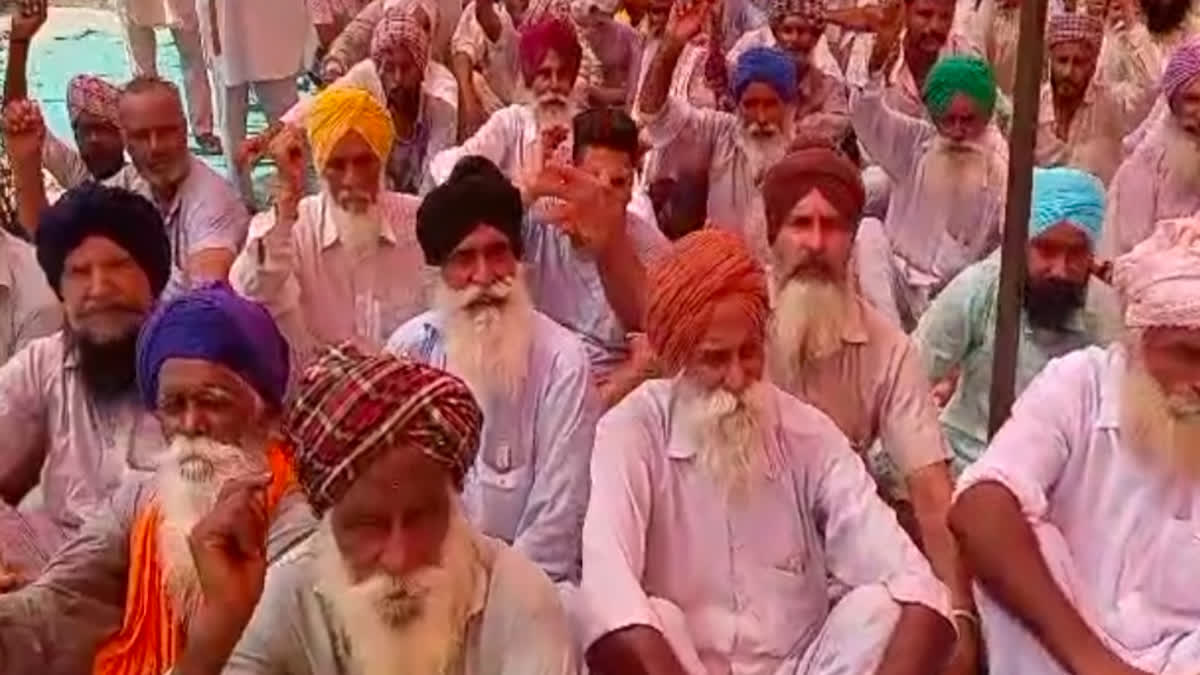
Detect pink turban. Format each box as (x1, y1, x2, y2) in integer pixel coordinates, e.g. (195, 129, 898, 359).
(645, 229, 769, 374)
(66, 74, 121, 126)
(1162, 38, 1200, 101)
(371, 6, 431, 77)
(1046, 12, 1104, 51)
(1113, 217, 1200, 329)
(518, 16, 582, 84)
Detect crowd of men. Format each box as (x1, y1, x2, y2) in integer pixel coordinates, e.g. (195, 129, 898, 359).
(0, 0, 1197, 669)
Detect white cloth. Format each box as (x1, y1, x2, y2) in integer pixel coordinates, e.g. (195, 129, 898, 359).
(196, 0, 313, 86)
(957, 344, 1200, 674)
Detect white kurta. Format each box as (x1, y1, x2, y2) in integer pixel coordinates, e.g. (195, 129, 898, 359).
(196, 0, 314, 85)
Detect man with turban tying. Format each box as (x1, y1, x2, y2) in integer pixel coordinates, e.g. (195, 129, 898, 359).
(638, 0, 799, 262)
(950, 216, 1200, 675)
(232, 84, 427, 372)
(759, 142, 980, 673)
(580, 228, 954, 675)
(915, 167, 1119, 473)
(1104, 38, 1200, 258)
(387, 154, 597, 589)
(0, 184, 170, 583)
(0, 282, 315, 675)
(172, 342, 576, 675)
(1034, 6, 1159, 185)
(850, 50, 1008, 327)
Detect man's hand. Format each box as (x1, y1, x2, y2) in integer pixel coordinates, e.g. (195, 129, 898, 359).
(666, 0, 713, 46)
(517, 125, 570, 206)
(942, 619, 981, 675)
(266, 124, 307, 220)
(320, 57, 347, 84)
(527, 163, 627, 253)
(458, 92, 488, 142)
(10, 0, 47, 42)
(864, 0, 905, 74)
(188, 474, 271, 632)
(0, 561, 28, 593)
(2, 100, 46, 167)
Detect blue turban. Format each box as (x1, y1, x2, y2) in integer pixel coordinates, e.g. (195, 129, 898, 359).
(732, 47, 797, 103)
(1029, 167, 1105, 244)
(136, 282, 290, 410)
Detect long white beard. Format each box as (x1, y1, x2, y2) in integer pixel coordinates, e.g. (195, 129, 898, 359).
(736, 119, 793, 182)
(921, 137, 990, 201)
(1120, 360, 1200, 481)
(769, 276, 849, 387)
(325, 186, 383, 261)
(675, 378, 771, 500)
(533, 94, 576, 134)
(157, 435, 268, 618)
(313, 507, 479, 675)
(435, 271, 534, 402)
(1161, 119, 1200, 192)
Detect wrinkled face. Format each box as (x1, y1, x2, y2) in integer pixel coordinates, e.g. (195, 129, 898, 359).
(904, 0, 955, 56)
(1140, 327, 1200, 409)
(646, 0, 672, 34)
(935, 93, 989, 144)
(738, 82, 788, 138)
(155, 358, 270, 449)
(530, 49, 576, 102)
(772, 189, 854, 283)
(1170, 75, 1200, 137)
(771, 15, 824, 69)
(330, 444, 454, 583)
(576, 145, 635, 206)
(442, 225, 519, 291)
(119, 89, 190, 191)
(1049, 40, 1100, 102)
(377, 45, 424, 110)
(687, 294, 766, 394)
(61, 236, 155, 345)
(322, 131, 383, 214)
(72, 111, 125, 180)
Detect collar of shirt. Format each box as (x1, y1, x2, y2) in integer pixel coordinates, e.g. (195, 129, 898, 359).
(317, 194, 403, 250)
(1094, 342, 1125, 430)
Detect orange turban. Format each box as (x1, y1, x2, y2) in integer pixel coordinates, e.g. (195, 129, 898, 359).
(645, 229, 769, 374)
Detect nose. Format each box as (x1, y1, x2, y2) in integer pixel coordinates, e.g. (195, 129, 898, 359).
(1045, 254, 1071, 279)
(468, 256, 498, 287)
(376, 527, 417, 578)
(179, 401, 210, 437)
(722, 356, 748, 395)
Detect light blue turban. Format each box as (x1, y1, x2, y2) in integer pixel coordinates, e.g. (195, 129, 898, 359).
(1029, 167, 1105, 244)
(732, 47, 797, 103)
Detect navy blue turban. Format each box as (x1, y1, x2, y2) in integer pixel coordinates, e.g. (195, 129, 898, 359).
(732, 47, 797, 103)
(417, 155, 524, 266)
(136, 282, 290, 410)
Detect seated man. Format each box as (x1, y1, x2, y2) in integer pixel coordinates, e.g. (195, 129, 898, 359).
(950, 216, 1200, 674)
(0, 282, 313, 674)
(572, 0, 643, 108)
(175, 343, 577, 674)
(581, 229, 954, 675)
(915, 167, 1116, 472)
(232, 85, 428, 370)
(387, 155, 597, 584)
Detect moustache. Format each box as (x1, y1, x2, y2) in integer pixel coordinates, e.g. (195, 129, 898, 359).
(458, 279, 514, 310)
(77, 301, 146, 319)
(745, 122, 781, 138)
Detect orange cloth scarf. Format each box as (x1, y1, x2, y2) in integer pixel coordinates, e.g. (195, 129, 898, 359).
(92, 442, 297, 675)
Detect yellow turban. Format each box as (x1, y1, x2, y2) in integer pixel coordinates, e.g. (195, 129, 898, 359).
(305, 85, 395, 171)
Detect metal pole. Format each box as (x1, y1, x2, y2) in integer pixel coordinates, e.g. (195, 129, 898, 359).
(987, 0, 1049, 437)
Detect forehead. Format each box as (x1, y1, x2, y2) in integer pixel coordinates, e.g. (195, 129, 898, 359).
(909, 0, 954, 13)
(775, 14, 820, 29)
(157, 358, 258, 399)
(118, 89, 183, 123)
(64, 235, 134, 266)
(538, 48, 566, 69)
(787, 188, 844, 220)
(578, 145, 634, 171)
(1031, 221, 1091, 248)
(1050, 40, 1099, 59)
(73, 110, 119, 131)
(740, 81, 785, 104)
(943, 93, 983, 117)
(451, 223, 511, 253)
(696, 293, 763, 350)
(335, 443, 451, 513)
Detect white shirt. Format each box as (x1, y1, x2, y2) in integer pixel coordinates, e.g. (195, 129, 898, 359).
(197, 0, 314, 85)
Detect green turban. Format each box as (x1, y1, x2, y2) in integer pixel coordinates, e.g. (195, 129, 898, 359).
(921, 55, 997, 120)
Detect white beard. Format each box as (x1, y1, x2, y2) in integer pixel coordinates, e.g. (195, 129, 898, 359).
(1120, 359, 1200, 481)
(1161, 119, 1200, 192)
(157, 435, 268, 618)
(313, 506, 479, 675)
(533, 94, 576, 134)
(921, 137, 991, 201)
(675, 377, 771, 501)
(435, 271, 534, 402)
(736, 119, 793, 183)
(769, 276, 849, 387)
(325, 184, 383, 262)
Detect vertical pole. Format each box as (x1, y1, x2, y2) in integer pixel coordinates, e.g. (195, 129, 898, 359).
(987, 0, 1049, 436)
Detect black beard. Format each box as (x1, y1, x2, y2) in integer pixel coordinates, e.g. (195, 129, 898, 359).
(1023, 277, 1086, 331)
(1141, 0, 1192, 34)
(68, 328, 139, 402)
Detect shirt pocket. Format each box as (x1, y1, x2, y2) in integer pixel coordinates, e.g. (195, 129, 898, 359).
(1148, 518, 1200, 615)
(463, 441, 533, 542)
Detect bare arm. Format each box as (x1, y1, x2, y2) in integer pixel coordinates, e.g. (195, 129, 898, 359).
(476, 0, 503, 43)
(187, 248, 237, 285)
(586, 626, 689, 675)
(875, 603, 957, 675)
(4, 4, 46, 105)
(637, 37, 687, 117)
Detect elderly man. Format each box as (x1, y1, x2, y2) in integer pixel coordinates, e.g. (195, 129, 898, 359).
(0, 185, 170, 573)
(168, 343, 577, 675)
(386, 154, 597, 585)
(0, 282, 314, 675)
(1104, 39, 1200, 257)
(450, 0, 527, 135)
(638, 0, 798, 261)
(573, 0, 643, 107)
(850, 52, 1007, 327)
(580, 228, 954, 675)
(4, 77, 249, 300)
(950, 216, 1200, 675)
(232, 85, 427, 371)
(915, 167, 1117, 472)
(1035, 8, 1158, 185)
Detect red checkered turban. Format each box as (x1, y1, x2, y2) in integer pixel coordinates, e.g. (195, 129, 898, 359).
(286, 342, 483, 515)
(67, 74, 121, 126)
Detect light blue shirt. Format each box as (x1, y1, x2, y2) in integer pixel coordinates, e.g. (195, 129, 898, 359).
(386, 309, 598, 583)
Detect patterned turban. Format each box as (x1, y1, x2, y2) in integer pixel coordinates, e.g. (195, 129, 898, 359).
(286, 342, 483, 515)
(732, 47, 798, 102)
(518, 16, 583, 84)
(769, 0, 824, 23)
(371, 5, 431, 78)
(761, 143, 865, 242)
(1162, 38, 1200, 101)
(921, 54, 997, 120)
(524, 0, 572, 25)
(1113, 217, 1200, 329)
(1029, 167, 1105, 244)
(418, 155, 524, 265)
(1046, 12, 1104, 51)
(66, 74, 121, 126)
(305, 85, 395, 172)
(136, 281, 290, 410)
(645, 229, 769, 374)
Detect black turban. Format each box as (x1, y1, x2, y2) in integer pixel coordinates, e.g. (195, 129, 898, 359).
(417, 155, 524, 266)
(36, 183, 171, 299)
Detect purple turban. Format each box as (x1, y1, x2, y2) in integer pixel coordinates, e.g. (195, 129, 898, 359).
(732, 47, 797, 103)
(1162, 38, 1200, 101)
(136, 282, 290, 410)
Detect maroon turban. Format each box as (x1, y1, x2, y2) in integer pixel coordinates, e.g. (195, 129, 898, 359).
(518, 16, 583, 86)
(761, 144, 865, 243)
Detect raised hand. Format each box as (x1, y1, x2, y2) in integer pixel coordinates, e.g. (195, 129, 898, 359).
(866, 0, 904, 74)
(187, 474, 272, 627)
(11, 0, 47, 42)
(320, 57, 347, 85)
(2, 99, 47, 167)
(527, 162, 627, 253)
(266, 124, 307, 219)
(666, 0, 713, 46)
